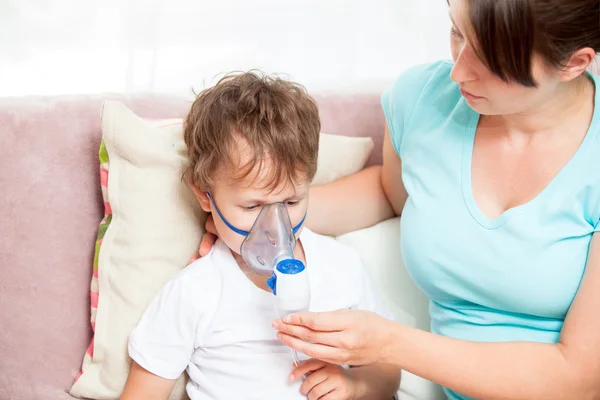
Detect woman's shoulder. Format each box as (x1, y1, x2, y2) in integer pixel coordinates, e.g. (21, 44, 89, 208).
(382, 60, 460, 155)
(387, 60, 455, 97)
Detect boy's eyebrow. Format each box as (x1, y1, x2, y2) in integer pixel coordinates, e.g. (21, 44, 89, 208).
(241, 198, 265, 205)
(240, 190, 307, 204)
(241, 196, 302, 204)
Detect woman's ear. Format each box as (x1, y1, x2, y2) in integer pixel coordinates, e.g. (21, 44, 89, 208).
(190, 185, 212, 213)
(560, 48, 596, 82)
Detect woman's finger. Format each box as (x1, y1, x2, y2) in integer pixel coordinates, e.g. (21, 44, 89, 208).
(277, 332, 349, 365)
(280, 309, 354, 331)
(199, 232, 217, 257)
(273, 321, 340, 346)
(189, 250, 201, 263)
(291, 359, 326, 381)
(205, 214, 217, 235)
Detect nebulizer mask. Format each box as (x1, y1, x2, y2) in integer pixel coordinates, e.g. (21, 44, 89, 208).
(209, 194, 310, 370)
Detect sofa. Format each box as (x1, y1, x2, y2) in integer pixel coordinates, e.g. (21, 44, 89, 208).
(0, 91, 442, 400)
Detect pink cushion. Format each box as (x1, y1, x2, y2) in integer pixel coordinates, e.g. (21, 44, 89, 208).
(0, 92, 385, 399)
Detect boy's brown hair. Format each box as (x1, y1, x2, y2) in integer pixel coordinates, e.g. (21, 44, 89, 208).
(182, 71, 321, 191)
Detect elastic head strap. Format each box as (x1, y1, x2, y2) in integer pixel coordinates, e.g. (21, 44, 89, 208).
(292, 213, 306, 233)
(207, 192, 250, 236)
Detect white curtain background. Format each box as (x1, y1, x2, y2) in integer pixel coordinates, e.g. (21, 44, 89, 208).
(0, 0, 452, 97)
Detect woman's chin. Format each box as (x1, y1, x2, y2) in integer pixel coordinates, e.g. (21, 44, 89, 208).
(465, 100, 499, 116)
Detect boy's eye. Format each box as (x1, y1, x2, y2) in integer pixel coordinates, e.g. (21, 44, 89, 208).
(243, 201, 299, 210)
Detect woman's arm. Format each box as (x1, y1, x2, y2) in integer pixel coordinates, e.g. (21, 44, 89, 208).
(120, 361, 177, 400)
(275, 234, 600, 400)
(348, 363, 401, 399)
(306, 127, 407, 236)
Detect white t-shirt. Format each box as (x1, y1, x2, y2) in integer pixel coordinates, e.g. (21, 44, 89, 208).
(129, 228, 391, 400)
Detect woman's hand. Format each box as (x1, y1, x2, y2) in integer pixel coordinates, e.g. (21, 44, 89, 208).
(273, 309, 397, 366)
(291, 359, 360, 400)
(199, 214, 218, 257)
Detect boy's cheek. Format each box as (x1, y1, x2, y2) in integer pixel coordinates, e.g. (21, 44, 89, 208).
(211, 213, 245, 253)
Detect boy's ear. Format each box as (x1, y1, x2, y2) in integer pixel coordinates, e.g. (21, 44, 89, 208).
(189, 185, 212, 213)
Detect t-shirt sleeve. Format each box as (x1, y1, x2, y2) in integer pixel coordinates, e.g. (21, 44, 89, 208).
(381, 61, 444, 157)
(128, 273, 205, 380)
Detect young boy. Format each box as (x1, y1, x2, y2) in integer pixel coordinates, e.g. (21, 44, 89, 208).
(121, 72, 401, 400)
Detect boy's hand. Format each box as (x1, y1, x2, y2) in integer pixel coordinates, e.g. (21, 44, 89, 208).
(291, 359, 361, 400)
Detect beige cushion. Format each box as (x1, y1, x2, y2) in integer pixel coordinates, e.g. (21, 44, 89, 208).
(312, 133, 374, 185)
(70, 104, 205, 400)
(70, 101, 374, 399)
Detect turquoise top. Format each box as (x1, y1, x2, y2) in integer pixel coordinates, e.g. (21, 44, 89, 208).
(381, 61, 600, 400)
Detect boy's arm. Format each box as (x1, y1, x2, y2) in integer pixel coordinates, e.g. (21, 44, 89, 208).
(120, 361, 177, 400)
(349, 364, 401, 399)
(123, 264, 219, 400)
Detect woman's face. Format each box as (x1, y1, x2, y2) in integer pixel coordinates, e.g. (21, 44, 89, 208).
(448, 0, 563, 116)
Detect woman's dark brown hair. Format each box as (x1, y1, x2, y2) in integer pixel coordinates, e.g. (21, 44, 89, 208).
(459, 0, 600, 87)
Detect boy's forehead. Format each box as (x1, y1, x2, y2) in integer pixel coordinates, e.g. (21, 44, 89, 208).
(221, 137, 310, 194)
(225, 165, 308, 194)
(214, 161, 308, 197)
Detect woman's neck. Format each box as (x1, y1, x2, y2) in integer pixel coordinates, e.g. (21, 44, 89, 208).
(493, 74, 594, 137)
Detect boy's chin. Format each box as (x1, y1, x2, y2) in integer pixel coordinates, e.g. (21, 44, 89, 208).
(223, 241, 243, 256)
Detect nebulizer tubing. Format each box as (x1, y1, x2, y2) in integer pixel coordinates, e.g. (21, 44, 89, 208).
(290, 331, 307, 380)
(278, 307, 305, 368)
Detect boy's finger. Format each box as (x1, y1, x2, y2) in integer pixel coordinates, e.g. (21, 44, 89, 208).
(290, 359, 326, 381)
(306, 378, 336, 400)
(300, 369, 328, 396)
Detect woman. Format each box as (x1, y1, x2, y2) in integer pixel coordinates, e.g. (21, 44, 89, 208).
(200, 0, 600, 398)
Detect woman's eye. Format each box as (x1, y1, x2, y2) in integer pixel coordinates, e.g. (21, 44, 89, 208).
(450, 27, 463, 39)
(245, 205, 260, 211)
(286, 201, 299, 207)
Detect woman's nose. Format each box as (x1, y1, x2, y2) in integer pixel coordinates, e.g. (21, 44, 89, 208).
(450, 45, 478, 84)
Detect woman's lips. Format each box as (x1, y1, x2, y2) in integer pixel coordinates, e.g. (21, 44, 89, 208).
(460, 88, 484, 101)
